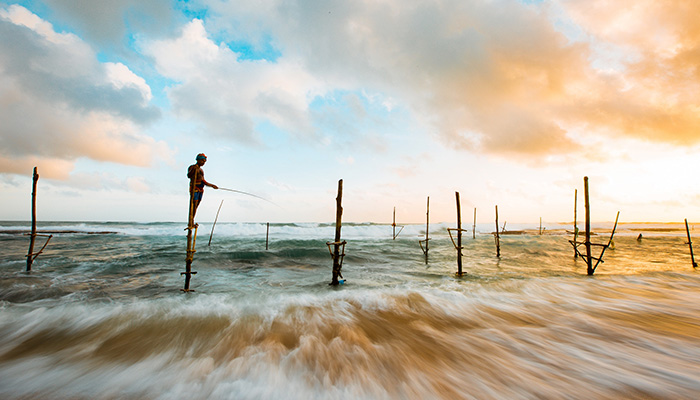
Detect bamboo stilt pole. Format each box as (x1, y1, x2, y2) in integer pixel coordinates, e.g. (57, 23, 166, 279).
(473, 208, 476, 239)
(495, 205, 501, 258)
(392, 207, 396, 240)
(584, 177, 593, 275)
(539, 217, 543, 235)
(26, 167, 39, 272)
(573, 189, 578, 257)
(330, 179, 345, 285)
(266, 222, 270, 251)
(419, 196, 430, 262)
(685, 219, 697, 268)
(182, 169, 199, 292)
(456, 192, 463, 275)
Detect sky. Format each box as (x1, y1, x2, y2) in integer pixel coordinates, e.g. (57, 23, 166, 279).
(1, 0, 700, 224)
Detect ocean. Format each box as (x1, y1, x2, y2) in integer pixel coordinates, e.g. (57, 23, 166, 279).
(1, 220, 699, 399)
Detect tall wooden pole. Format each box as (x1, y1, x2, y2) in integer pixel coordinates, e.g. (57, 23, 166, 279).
(473, 208, 477, 239)
(539, 217, 543, 235)
(495, 205, 501, 258)
(584, 177, 593, 275)
(424, 196, 429, 260)
(183, 169, 199, 292)
(331, 179, 344, 285)
(26, 167, 39, 272)
(685, 219, 697, 268)
(266, 222, 270, 250)
(573, 189, 578, 257)
(456, 192, 463, 275)
(392, 207, 396, 240)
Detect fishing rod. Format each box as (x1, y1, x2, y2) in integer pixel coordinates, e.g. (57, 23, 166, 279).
(217, 187, 279, 207)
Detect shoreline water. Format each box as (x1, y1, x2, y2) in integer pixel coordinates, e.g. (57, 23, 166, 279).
(1, 221, 699, 399)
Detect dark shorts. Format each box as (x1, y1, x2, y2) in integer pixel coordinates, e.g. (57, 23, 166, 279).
(193, 191, 203, 202)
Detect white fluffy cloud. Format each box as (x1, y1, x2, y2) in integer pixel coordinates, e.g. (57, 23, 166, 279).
(0, 5, 168, 178)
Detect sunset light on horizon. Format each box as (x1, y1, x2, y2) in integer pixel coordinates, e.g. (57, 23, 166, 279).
(2, 0, 700, 224)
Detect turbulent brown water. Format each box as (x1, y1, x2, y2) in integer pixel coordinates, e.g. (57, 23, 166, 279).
(1, 221, 699, 399)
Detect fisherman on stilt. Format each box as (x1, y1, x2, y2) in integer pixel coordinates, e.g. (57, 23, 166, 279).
(187, 153, 218, 227)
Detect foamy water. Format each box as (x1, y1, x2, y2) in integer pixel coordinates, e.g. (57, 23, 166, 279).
(1, 221, 699, 399)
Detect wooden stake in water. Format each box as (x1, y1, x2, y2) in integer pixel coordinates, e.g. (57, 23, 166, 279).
(685, 219, 697, 268)
(418, 196, 430, 262)
(266, 222, 270, 250)
(327, 179, 346, 285)
(473, 208, 476, 239)
(584, 177, 593, 275)
(573, 189, 579, 257)
(495, 205, 501, 258)
(25, 167, 39, 272)
(455, 192, 463, 275)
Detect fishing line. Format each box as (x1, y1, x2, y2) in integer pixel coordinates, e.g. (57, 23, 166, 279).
(218, 187, 281, 208)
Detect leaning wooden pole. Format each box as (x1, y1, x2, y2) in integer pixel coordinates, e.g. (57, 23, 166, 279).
(456, 192, 463, 275)
(330, 179, 345, 285)
(584, 177, 593, 275)
(26, 167, 39, 272)
(685, 219, 698, 268)
(207, 199, 224, 246)
(495, 205, 501, 258)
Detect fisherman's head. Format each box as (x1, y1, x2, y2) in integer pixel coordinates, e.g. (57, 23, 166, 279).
(196, 153, 207, 165)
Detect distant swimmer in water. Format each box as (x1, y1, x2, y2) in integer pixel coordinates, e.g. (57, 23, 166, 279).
(637, 233, 643, 241)
(187, 153, 218, 226)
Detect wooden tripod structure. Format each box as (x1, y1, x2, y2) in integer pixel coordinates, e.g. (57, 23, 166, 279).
(569, 177, 620, 275)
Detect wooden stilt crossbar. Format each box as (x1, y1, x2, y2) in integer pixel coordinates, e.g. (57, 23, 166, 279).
(418, 196, 430, 261)
(392, 207, 404, 240)
(494, 205, 501, 258)
(328, 179, 345, 285)
(447, 192, 467, 276)
(685, 219, 697, 268)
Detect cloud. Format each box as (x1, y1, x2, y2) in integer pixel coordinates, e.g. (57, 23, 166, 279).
(0, 5, 169, 177)
(196, 0, 700, 157)
(143, 19, 323, 145)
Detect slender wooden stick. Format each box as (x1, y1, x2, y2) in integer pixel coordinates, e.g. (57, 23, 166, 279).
(208, 199, 224, 246)
(266, 222, 270, 251)
(685, 219, 697, 268)
(419, 196, 430, 260)
(392, 207, 396, 240)
(584, 177, 593, 275)
(26, 167, 39, 272)
(473, 208, 476, 239)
